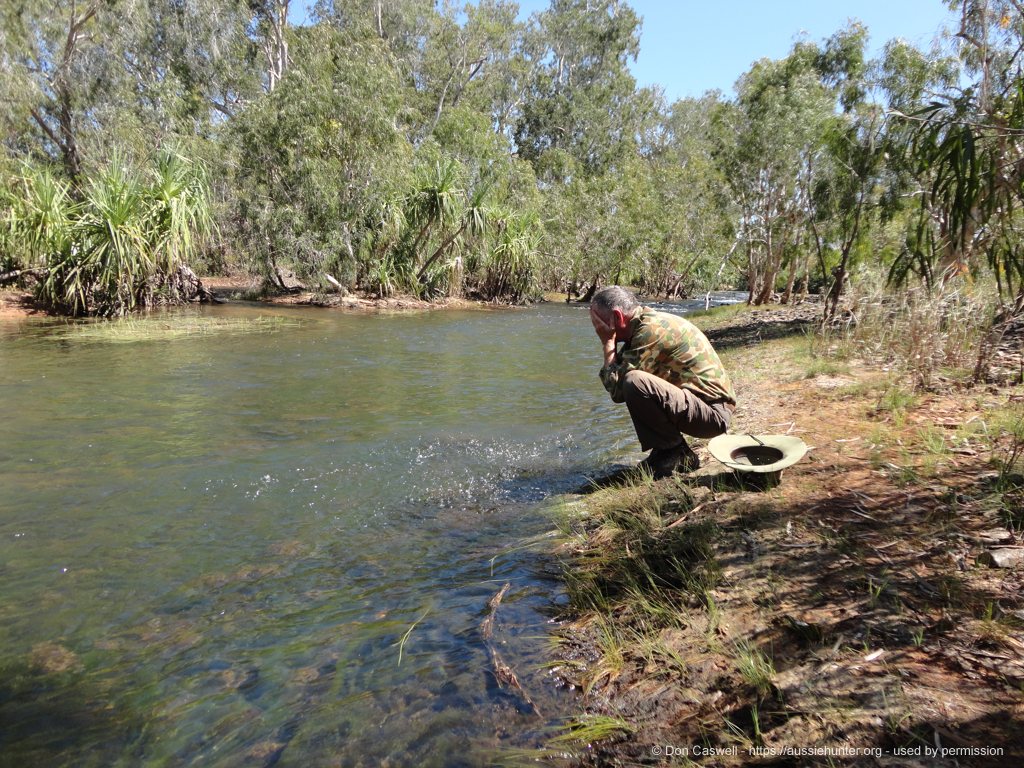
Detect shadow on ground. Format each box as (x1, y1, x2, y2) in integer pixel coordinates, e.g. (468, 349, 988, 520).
(705, 316, 816, 351)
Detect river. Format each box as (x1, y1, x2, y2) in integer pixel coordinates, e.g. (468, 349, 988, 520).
(0, 295, 743, 766)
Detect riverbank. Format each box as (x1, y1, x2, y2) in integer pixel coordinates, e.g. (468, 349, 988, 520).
(544, 302, 1024, 767)
(200, 275, 500, 313)
(0, 278, 494, 319)
(0, 288, 41, 318)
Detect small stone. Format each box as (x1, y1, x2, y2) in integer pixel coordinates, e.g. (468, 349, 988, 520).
(977, 548, 1024, 568)
(971, 529, 1015, 546)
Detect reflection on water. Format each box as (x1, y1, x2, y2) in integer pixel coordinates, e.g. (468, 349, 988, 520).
(0, 296, 738, 766)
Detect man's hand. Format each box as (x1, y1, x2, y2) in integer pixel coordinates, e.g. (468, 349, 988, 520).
(590, 306, 616, 343)
(590, 306, 618, 367)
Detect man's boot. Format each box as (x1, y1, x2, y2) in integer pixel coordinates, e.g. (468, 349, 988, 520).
(638, 442, 700, 479)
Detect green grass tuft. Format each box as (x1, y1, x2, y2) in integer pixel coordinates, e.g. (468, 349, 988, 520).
(734, 640, 775, 698)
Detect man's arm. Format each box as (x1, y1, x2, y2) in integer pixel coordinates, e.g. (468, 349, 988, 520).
(591, 306, 626, 402)
(589, 306, 617, 367)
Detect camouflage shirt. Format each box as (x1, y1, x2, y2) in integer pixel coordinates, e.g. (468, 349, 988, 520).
(599, 307, 736, 406)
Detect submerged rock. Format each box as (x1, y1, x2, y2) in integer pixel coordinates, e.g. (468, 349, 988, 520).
(245, 740, 286, 766)
(29, 641, 81, 674)
(267, 539, 307, 558)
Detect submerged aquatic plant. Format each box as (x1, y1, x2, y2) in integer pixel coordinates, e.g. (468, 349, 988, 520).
(49, 314, 302, 343)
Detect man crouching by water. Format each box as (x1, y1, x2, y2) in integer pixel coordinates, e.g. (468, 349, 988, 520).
(589, 286, 737, 478)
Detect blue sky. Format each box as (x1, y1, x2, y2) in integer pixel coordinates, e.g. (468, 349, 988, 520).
(291, 1, 960, 102)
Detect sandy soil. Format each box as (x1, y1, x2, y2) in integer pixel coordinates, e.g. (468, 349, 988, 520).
(0, 289, 43, 318)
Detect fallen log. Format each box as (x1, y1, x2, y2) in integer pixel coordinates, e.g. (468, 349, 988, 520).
(0, 267, 45, 285)
(324, 274, 348, 295)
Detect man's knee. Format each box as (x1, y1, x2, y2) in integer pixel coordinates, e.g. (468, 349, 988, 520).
(622, 369, 659, 402)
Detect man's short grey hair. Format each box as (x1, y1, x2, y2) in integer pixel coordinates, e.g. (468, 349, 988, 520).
(591, 286, 639, 318)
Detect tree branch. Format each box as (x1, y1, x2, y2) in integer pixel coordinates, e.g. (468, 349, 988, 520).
(28, 106, 66, 152)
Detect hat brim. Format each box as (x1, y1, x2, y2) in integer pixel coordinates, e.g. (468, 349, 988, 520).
(707, 434, 807, 474)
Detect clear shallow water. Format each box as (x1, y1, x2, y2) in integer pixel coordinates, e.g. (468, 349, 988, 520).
(0, 296, 741, 767)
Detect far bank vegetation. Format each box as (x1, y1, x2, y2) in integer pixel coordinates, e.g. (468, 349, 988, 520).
(1, 0, 1022, 371)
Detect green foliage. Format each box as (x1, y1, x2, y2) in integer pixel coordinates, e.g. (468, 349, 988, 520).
(3, 150, 212, 316)
(2, 0, 1022, 316)
(1, 165, 75, 273)
(888, 2, 1024, 302)
(734, 640, 776, 698)
(227, 24, 411, 288)
(482, 210, 540, 302)
(546, 714, 635, 749)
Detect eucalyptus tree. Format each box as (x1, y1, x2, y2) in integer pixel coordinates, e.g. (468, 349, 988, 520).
(514, 0, 642, 178)
(125, 0, 293, 121)
(312, 0, 438, 91)
(812, 105, 890, 320)
(723, 45, 833, 305)
(228, 22, 412, 287)
(799, 24, 894, 318)
(539, 168, 637, 298)
(3, 0, 114, 181)
(1, 0, 266, 180)
(417, 0, 525, 139)
(643, 93, 735, 298)
(249, 0, 291, 91)
(875, 37, 959, 283)
(888, 0, 1024, 305)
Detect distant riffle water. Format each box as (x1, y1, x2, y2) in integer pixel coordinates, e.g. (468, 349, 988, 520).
(642, 290, 749, 314)
(0, 295, 739, 766)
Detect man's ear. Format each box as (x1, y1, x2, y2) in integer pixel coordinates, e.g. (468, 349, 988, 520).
(612, 308, 626, 331)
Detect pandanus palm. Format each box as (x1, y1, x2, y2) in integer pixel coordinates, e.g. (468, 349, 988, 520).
(43, 158, 152, 315)
(416, 176, 493, 285)
(404, 158, 461, 267)
(11, 151, 214, 316)
(1, 166, 76, 272)
(147, 148, 214, 275)
(361, 195, 408, 297)
(484, 210, 540, 302)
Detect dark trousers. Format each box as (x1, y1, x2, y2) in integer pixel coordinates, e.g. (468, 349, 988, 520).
(622, 370, 732, 450)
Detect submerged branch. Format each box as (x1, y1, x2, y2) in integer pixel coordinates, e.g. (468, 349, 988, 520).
(480, 582, 542, 716)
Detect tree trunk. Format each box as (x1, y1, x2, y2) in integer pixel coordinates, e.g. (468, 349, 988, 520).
(782, 229, 803, 304)
(417, 220, 467, 283)
(263, 1, 290, 92)
(580, 275, 601, 303)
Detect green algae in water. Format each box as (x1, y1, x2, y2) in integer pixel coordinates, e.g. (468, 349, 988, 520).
(51, 314, 303, 343)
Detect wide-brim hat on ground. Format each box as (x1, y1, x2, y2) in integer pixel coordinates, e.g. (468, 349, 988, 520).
(707, 434, 807, 476)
